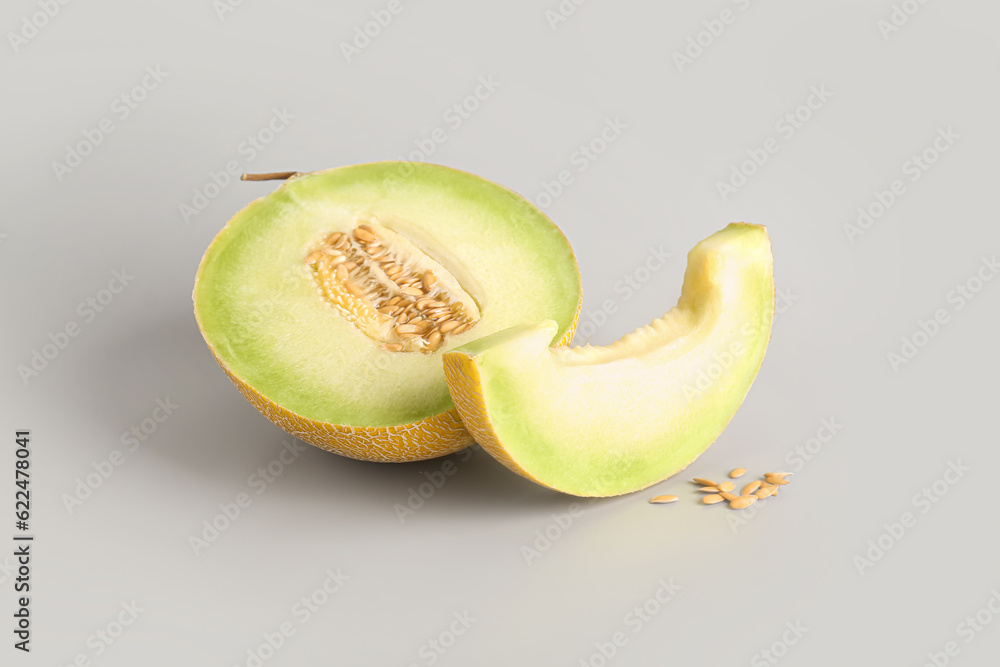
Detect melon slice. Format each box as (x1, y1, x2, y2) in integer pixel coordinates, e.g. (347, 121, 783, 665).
(443, 223, 774, 496)
(193, 162, 582, 462)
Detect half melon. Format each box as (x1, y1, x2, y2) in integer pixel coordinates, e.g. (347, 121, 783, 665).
(443, 223, 774, 496)
(193, 162, 582, 462)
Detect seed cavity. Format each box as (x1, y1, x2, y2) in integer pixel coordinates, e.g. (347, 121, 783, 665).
(306, 220, 480, 354)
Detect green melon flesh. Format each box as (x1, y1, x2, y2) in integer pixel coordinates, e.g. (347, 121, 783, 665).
(446, 223, 774, 497)
(194, 162, 581, 427)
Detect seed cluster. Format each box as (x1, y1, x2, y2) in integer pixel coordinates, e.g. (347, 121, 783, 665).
(305, 224, 478, 353)
(649, 470, 793, 509)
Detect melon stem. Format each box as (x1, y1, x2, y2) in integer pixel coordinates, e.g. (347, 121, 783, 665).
(241, 171, 301, 181)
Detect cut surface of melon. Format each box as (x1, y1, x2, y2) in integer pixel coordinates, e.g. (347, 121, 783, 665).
(193, 162, 582, 462)
(443, 223, 774, 495)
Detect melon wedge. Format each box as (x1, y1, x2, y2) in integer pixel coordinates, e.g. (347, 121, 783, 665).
(443, 223, 774, 496)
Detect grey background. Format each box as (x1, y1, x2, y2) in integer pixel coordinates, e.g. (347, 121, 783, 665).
(3, 0, 999, 665)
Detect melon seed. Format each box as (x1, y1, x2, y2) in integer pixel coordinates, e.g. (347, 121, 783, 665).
(702, 494, 725, 505)
(649, 495, 679, 504)
(354, 225, 377, 243)
(729, 495, 757, 510)
(742, 480, 761, 496)
(730, 468, 746, 478)
(718, 481, 735, 493)
(395, 324, 421, 336)
(754, 484, 776, 500)
(693, 478, 717, 487)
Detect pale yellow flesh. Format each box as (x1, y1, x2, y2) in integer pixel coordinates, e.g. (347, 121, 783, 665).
(444, 223, 775, 495)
